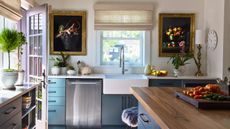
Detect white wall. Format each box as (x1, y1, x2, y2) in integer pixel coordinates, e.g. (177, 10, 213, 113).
(223, 0, 230, 78)
(36, 0, 205, 75)
(204, 0, 225, 78)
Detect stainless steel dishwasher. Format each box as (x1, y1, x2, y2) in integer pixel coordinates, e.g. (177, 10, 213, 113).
(66, 79, 102, 129)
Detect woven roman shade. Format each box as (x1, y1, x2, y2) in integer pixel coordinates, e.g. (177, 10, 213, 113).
(0, 0, 22, 21)
(94, 2, 154, 30)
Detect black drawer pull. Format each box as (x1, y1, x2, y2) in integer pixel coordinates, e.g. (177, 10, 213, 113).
(48, 100, 57, 103)
(48, 110, 56, 112)
(140, 113, 150, 123)
(7, 123, 17, 129)
(48, 91, 56, 93)
(4, 107, 17, 115)
(48, 80, 56, 84)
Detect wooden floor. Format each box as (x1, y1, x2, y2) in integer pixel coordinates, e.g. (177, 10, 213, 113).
(48, 125, 133, 129)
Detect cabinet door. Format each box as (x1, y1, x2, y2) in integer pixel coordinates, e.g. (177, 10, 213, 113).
(149, 79, 182, 87)
(48, 106, 65, 125)
(102, 95, 124, 125)
(102, 95, 138, 126)
(138, 104, 161, 129)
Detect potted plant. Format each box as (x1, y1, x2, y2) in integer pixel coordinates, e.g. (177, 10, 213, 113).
(0, 28, 25, 89)
(168, 52, 193, 76)
(50, 52, 70, 75)
(15, 32, 27, 86)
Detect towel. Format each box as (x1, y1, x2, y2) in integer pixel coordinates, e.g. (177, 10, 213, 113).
(121, 107, 138, 127)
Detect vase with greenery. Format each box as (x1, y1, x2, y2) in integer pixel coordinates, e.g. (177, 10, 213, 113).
(0, 28, 26, 89)
(50, 52, 70, 75)
(168, 52, 193, 76)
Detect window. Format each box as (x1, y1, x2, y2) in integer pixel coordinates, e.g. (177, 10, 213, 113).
(0, 15, 18, 69)
(98, 30, 149, 66)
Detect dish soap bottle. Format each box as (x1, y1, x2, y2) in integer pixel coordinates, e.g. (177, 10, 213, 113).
(144, 64, 151, 75)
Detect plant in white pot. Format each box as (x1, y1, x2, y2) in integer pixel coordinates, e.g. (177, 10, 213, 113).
(168, 52, 193, 77)
(50, 52, 70, 75)
(0, 28, 25, 89)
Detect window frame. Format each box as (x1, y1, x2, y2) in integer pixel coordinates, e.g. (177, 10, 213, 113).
(96, 30, 150, 68)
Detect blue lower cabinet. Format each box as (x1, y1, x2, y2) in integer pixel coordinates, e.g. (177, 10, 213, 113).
(48, 78, 66, 87)
(48, 106, 65, 125)
(138, 104, 161, 129)
(48, 97, 65, 106)
(48, 87, 65, 97)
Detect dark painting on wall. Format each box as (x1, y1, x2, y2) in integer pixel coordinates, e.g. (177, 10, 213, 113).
(50, 11, 86, 55)
(159, 13, 195, 57)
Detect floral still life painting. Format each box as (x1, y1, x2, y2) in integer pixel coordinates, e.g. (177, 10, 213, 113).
(159, 13, 195, 57)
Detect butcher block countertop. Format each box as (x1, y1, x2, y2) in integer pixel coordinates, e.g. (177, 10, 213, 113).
(130, 87, 230, 129)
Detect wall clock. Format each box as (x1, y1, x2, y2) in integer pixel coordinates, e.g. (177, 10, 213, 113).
(207, 29, 218, 50)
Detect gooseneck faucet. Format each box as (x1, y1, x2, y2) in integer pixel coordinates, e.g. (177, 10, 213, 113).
(120, 46, 128, 74)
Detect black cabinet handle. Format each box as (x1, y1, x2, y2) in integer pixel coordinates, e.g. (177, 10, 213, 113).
(48, 110, 56, 112)
(48, 91, 56, 93)
(140, 113, 150, 123)
(48, 100, 56, 103)
(7, 123, 17, 129)
(4, 107, 16, 115)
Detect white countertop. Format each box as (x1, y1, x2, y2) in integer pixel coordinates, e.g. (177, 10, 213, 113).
(0, 83, 38, 108)
(49, 74, 217, 80)
(146, 75, 217, 80)
(48, 74, 105, 79)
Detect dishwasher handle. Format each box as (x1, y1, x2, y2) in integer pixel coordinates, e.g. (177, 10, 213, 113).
(70, 82, 99, 85)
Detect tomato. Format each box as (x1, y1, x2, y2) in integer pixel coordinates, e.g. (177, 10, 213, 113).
(189, 93, 194, 97)
(182, 90, 187, 94)
(198, 87, 205, 92)
(193, 90, 201, 95)
(194, 95, 202, 99)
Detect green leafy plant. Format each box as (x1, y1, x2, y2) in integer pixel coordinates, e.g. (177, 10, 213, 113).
(50, 52, 70, 67)
(0, 28, 25, 71)
(168, 53, 193, 69)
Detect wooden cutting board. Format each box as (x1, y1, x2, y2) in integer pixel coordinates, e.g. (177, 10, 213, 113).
(175, 92, 230, 109)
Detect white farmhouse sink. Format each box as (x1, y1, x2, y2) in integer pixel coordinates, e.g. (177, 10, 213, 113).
(103, 74, 148, 94)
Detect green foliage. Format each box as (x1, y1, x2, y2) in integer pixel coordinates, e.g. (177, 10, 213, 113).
(0, 28, 26, 70)
(3, 69, 16, 72)
(168, 53, 194, 69)
(0, 28, 21, 52)
(51, 52, 70, 67)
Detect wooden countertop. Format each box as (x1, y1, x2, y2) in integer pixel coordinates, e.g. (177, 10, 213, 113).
(131, 87, 230, 129)
(0, 83, 39, 108)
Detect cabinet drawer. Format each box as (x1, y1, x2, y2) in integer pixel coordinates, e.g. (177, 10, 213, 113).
(48, 106, 65, 125)
(48, 78, 65, 88)
(0, 97, 21, 125)
(183, 79, 216, 87)
(48, 97, 65, 106)
(0, 111, 21, 129)
(48, 87, 65, 97)
(138, 119, 147, 129)
(138, 104, 161, 129)
(149, 79, 182, 87)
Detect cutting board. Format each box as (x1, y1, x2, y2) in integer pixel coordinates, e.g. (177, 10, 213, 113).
(175, 92, 230, 109)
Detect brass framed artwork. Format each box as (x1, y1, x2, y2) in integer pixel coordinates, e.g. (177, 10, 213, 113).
(159, 13, 195, 57)
(50, 11, 87, 55)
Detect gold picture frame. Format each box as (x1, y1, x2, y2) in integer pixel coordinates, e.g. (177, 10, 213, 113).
(159, 13, 195, 57)
(50, 11, 87, 55)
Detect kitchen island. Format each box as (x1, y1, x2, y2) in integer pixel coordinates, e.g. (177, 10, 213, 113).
(131, 87, 230, 129)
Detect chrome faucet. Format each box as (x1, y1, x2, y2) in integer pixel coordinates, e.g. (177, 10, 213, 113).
(120, 46, 128, 74)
